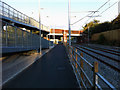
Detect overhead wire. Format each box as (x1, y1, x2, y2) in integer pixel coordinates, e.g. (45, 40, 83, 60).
(71, 0, 111, 26)
(100, 0, 120, 14)
(71, 12, 93, 25)
(82, 0, 111, 27)
(82, 0, 120, 27)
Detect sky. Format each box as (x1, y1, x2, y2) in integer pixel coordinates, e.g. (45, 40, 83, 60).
(2, 0, 119, 30)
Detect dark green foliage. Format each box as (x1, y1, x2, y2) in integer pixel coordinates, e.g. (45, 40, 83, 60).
(83, 14, 120, 35)
(90, 22, 111, 35)
(82, 14, 120, 47)
(97, 34, 106, 44)
(111, 14, 120, 30)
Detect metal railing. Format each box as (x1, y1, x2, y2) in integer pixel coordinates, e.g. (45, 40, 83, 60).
(1, 20, 53, 53)
(0, 1, 50, 31)
(2, 20, 39, 48)
(65, 43, 116, 89)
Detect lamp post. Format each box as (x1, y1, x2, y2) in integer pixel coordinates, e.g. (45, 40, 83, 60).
(68, 0, 71, 46)
(46, 16, 51, 48)
(39, 10, 41, 54)
(53, 25, 56, 45)
(38, 0, 44, 54)
(47, 16, 56, 45)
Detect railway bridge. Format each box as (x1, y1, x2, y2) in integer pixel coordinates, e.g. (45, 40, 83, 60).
(0, 1, 119, 89)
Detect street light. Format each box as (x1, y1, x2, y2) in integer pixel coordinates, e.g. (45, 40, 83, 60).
(46, 16, 56, 46)
(53, 25, 56, 45)
(68, 0, 77, 46)
(38, 0, 44, 54)
(46, 16, 52, 48)
(68, 0, 71, 46)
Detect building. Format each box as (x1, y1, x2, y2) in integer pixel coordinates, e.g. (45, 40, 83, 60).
(48, 29, 83, 44)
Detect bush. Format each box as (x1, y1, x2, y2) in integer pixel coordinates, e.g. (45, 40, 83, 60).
(97, 34, 106, 44)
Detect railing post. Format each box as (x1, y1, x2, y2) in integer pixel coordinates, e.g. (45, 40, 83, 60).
(75, 49, 78, 73)
(2, 2, 4, 16)
(23, 15, 25, 23)
(73, 47, 74, 62)
(13, 9, 14, 20)
(22, 30, 23, 48)
(31, 30, 32, 49)
(17, 13, 19, 21)
(15, 27, 17, 47)
(8, 6, 10, 18)
(21, 14, 23, 23)
(67, 43, 69, 52)
(70, 46, 72, 59)
(29, 17, 31, 25)
(27, 32, 30, 49)
(27, 32, 29, 49)
(5, 24, 8, 47)
(80, 53, 83, 87)
(68, 45, 71, 60)
(93, 62, 98, 90)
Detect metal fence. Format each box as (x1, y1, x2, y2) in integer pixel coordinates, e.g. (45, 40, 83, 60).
(65, 43, 116, 89)
(0, 0, 49, 31)
(1, 20, 53, 53)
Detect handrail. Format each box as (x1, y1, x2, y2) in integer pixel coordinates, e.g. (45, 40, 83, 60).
(96, 73, 116, 90)
(71, 45, 94, 68)
(72, 55, 93, 87)
(64, 43, 116, 89)
(95, 84, 102, 90)
(80, 67, 93, 87)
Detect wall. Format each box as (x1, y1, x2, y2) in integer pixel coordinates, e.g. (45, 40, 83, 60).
(91, 29, 120, 41)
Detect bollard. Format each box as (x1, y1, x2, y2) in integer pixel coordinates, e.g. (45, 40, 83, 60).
(80, 53, 84, 87)
(93, 62, 98, 90)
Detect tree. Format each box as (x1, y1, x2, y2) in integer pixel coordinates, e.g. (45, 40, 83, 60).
(111, 14, 120, 30)
(83, 19, 100, 34)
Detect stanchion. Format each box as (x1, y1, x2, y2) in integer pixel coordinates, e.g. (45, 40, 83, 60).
(80, 53, 83, 87)
(93, 62, 98, 90)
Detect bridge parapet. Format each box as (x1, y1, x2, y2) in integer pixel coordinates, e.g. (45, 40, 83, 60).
(0, 1, 50, 32)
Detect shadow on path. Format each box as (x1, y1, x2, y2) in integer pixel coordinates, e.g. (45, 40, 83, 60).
(3, 44, 78, 88)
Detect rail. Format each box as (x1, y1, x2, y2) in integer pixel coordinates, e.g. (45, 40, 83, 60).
(77, 45, 119, 62)
(83, 45, 120, 56)
(0, 1, 49, 31)
(65, 44, 116, 89)
(74, 46, 120, 73)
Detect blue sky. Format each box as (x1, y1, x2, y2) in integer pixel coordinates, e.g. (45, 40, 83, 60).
(2, 0, 119, 30)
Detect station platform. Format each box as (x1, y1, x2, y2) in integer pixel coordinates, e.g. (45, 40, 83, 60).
(3, 44, 78, 88)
